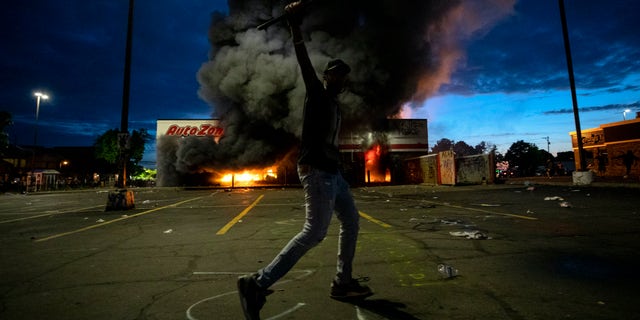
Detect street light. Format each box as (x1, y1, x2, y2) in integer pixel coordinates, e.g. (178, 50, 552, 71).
(33, 91, 49, 146)
(31, 91, 49, 192)
(623, 109, 631, 121)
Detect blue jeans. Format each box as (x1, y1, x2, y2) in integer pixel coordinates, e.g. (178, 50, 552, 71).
(256, 164, 360, 288)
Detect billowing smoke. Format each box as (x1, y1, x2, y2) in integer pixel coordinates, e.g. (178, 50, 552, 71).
(157, 0, 515, 186)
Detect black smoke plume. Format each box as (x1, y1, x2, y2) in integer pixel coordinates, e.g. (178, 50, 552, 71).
(157, 0, 515, 186)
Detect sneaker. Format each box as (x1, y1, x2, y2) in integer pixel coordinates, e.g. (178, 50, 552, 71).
(330, 278, 373, 300)
(237, 274, 267, 320)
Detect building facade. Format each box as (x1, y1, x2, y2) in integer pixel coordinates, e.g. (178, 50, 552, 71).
(569, 112, 640, 178)
(155, 119, 429, 187)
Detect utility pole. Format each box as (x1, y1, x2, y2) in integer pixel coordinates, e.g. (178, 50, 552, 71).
(106, 0, 135, 210)
(559, 0, 586, 172)
(543, 136, 550, 154)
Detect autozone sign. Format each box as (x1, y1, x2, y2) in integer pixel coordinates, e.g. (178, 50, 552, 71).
(156, 119, 224, 138)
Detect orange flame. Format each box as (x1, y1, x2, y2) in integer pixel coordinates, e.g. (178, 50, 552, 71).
(364, 144, 390, 183)
(215, 167, 278, 187)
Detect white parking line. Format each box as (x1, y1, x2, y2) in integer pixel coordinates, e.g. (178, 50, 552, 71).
(186, 270, 314, 320)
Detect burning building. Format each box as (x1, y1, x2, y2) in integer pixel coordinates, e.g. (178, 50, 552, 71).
(156, 118, 427, 187)
(339, 119, 428, 185)
(156, 119, 297, 187)
(156, 0, 514, 187)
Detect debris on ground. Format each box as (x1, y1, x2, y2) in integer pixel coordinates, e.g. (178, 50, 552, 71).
(437, 263, 458, 279)
(449, 230, 490, 240)
(473, 203, 501, 207)
(559, 201, 572, 208)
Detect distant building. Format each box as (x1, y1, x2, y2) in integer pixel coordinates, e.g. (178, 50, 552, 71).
(1, 145, 112, 192)
(339, 119, 429, 185)
(569, 112, 640, 177)
(155, 118, 429, 187)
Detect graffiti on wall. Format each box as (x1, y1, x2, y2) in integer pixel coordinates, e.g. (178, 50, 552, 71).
(456, 154, 492, 184)
(439, 151, 456, 185)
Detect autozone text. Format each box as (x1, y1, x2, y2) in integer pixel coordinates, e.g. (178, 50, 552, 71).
(165, 124, 224, 137)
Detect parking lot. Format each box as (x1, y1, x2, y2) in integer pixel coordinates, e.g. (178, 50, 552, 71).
(1, 182, 639, 319)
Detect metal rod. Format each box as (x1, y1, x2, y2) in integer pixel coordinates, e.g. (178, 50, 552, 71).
(256, 0, 313, 30)
(257, 14, 286, 30)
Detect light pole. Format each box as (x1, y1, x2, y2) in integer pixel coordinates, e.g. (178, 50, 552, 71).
(31, 91, 49, 192)
(106, 0, 135, 210)
(33, 92, 49, 146)
(623, 109, 631, 120)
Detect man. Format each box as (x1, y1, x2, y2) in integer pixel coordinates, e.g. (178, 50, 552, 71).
(237, 1, 372, 319)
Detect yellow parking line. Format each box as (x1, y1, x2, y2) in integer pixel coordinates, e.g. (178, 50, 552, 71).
(0, 205, 104, 224)
(216, 194, 265, 235)
(430, 201, 538, 220)
(34, 196, 204, 242)
(359, 211, 392, 228)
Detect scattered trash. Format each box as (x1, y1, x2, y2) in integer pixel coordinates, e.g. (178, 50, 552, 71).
(163, 229, 173, 234)
(526, 209, 535, 214)
(544, 196, 564, 201)
(142, 200, 151, 204)
(121, 214, 128, 218)
(400, 208, 408, 211)
(449, 230, 490, 239)
(559, 201, 572, 208)
(437, 264, 458, 279)
(96, 219, 105, 223)
(440, 218, 464, 225)
(475, 203, 501, 207)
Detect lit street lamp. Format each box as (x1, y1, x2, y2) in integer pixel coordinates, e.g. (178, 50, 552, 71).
(33, 91, 49, 146)
(31, 91, 49, 192)
(623, 109, 631, 121)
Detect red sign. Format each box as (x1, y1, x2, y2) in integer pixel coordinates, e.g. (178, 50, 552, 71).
(165, 124, 224, 137)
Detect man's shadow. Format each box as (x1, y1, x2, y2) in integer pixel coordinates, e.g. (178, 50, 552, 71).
(347, 298, 423, 320)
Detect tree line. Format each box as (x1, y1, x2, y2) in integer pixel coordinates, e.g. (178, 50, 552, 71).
(0, 110, 150, 178)
(431, 138, 564, 177)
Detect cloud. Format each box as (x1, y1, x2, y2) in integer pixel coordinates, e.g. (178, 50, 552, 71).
(442, 0, 640, 96)
(543, 101, 639, 115)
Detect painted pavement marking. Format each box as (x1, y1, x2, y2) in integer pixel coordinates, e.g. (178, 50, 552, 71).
(186, 270, 313, 320)
(424, 200, 538, 220)
(0, 205, 104, 224)
(359, 211, 393, 228)
(33, 196, 204, 242)
(215, 194, 264, 235)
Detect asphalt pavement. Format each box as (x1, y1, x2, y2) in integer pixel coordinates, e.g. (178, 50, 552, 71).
(1, 181, 639, 320)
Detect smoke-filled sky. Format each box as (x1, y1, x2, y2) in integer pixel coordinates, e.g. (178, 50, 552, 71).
(2, 0, 639, 168)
